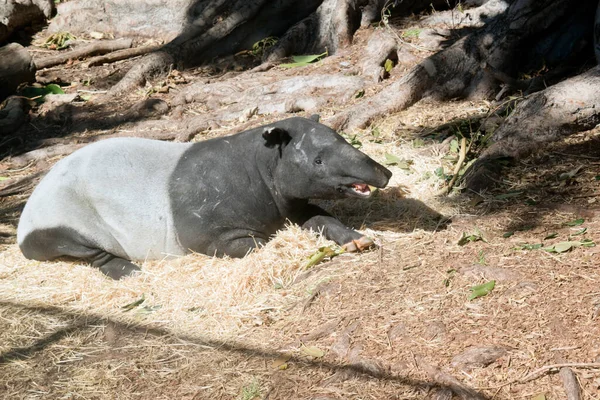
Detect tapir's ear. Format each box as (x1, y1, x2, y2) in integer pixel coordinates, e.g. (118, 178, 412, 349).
(309, 114, 320, 122)
(262, 127, 291, 148)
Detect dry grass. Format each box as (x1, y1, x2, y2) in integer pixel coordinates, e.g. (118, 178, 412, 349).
(2, 25, 600, 400)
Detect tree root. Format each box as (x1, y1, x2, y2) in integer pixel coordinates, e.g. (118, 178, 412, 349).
(330, 0, 587, 131)
(417, 359, 487, 400)
(35, 38, 133, 69)
(108, 51, 175, 96)
(175, 73, 366, 122)
(8, 144, 87, 168)
(463, 65, 600, 191)
(0, 171, 45, 197)
(85, 44, 161, 67)
(0, 97, 28, 135)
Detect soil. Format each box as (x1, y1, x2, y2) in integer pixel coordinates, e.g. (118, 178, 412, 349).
(1, 13, 600, 400)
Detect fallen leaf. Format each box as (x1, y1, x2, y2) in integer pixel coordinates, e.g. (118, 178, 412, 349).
(543, 233, 558, 240)
(272, 353, 292, 370)
(306, 246, 344, 268)
(565, 218, 584, 226)
(384, 58, 394, 73)
(301, 345, 325, 358)
(280, 52, 327, 68)
(458, 230, 486, 246)
(122, 295, 145, 311)
(468, 280, 495, 300)
(558, 165, 583, 181)
(514, 243, 543, 250)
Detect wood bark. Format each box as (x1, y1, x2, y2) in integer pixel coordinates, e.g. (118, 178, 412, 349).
(463, 65, 600, 191)
(0, 43, 36, 102)
(330, 0, 597, 131)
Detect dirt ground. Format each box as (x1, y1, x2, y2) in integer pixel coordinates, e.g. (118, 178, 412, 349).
(1, 16, 600, 400)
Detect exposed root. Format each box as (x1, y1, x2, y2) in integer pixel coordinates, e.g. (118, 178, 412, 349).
(418, 360, 487, 400)
(34, 38, 133, 69)
(0, 97, 28, 135)
(463, 65, 600, 191)
(108, 51, 175, 96)
(85, 44, 161, 67)
(0, 171, 45, 197)
(176, 73, 366, 122)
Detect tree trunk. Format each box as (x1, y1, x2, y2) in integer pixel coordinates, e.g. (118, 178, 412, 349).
(463, 65, 600, 191)
(0, 0, 54, 43)
(330, 0, 598, 130)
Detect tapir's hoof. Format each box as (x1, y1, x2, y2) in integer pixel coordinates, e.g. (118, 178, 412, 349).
(342, 236, 375, 252)
(99, 258, 142, 280)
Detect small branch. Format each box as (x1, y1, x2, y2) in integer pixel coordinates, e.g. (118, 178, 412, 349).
(35, 38, 133, 69)
(519, 363, 600, 383)
(85, 44, 161, 67)
(438, 136, 467, 195)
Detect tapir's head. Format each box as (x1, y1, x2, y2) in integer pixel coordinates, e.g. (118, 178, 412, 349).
(263, 116, 392, 200)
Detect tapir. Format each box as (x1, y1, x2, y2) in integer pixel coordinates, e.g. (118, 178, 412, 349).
(17, 116, 392, 279)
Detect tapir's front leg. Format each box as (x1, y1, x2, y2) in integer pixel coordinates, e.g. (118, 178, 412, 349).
(295, 205, 374, 252)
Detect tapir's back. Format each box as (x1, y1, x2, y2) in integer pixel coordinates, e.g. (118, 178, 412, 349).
(17, 138, 192, 261)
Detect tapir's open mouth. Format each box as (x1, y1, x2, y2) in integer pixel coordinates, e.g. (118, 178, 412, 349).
(346, 182, 372, 197)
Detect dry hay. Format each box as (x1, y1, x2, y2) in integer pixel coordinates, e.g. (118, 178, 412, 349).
(2, 62, 600, 398)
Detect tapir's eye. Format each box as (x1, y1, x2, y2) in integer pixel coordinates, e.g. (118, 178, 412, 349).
(315, 158, 323, 165)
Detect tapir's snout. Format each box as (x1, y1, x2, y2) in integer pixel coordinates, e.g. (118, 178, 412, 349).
(336, 145, 393, 198)
(367, 158, 392, 188)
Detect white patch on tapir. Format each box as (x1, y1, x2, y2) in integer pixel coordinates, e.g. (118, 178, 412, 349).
(295, 133, 306, 150)
(17, 138, 192, 260)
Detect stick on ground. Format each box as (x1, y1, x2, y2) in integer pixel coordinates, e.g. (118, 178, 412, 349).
(35, 38, 133, 69)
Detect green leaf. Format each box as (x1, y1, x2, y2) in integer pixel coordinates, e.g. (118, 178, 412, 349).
(502, 231, 514, 238)
(292, 53, 326, 63)
(45, 83, 65, 94)
(401, 28, 421, 38)
(458, 230, 486, 246)
(543, 241, 574, 253)
(342, 133, 362, 149)
(122, 294, 145, 311)
(383, 153, 412, 169)
(384, 58, 394, 73)
(565, 218, 584, 226)
(571, 228, 587, 236)
(449, 139, 459, 154)
(355, 89, 365, 99)
(469, 280, 495, 300)
(543, 239, 596, 253)
(306, 246, 344, 268)
(280, 52, 327, 68)
(0, 177, 9, 181)
(514, 243, 543, 250)
(581, 239, 596, 247)
(544, 233, 558, 240)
